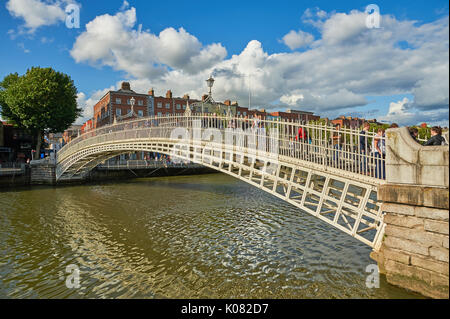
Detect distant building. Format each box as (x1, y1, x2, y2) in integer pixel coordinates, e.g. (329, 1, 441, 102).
(86, 81, 320, 129)
(93, 82, 150, 128)
(0, 121, 37, 162)
(269, 109, 320, 122)
(62, 125, 82, 144)
(80, 119, 94, 134)
(331, 116, 374, 128)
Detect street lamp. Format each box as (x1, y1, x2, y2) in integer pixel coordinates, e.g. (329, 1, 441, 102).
(130, 96, 136, 114)
(206, 76, 215, 96)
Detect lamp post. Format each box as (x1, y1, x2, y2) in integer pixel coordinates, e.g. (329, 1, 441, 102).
(130, 96, 136, 114)
(206, 76, 215, 97)
(203, 76, 215, 114)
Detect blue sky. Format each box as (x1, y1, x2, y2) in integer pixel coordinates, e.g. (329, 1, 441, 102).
(0, 0, 449, 126)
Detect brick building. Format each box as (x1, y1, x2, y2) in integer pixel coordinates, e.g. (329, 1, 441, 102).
(331, 116, 379, 128)
(93, 82, 150, 128)
(88, 81, 320, 129)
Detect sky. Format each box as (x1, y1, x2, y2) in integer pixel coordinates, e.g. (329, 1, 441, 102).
(0, 0, 448, 126)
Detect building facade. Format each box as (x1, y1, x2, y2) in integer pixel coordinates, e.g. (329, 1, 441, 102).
(92, 82, 149, 128)
(88, 82, 320, 129)
(0, 122, 37, 162)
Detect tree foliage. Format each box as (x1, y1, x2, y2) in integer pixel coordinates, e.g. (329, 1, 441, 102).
(0, 67, 81, 133)
(0, 67, 81, 159)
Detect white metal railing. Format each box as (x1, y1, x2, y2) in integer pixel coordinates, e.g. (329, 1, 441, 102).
(57, 114, 387, 181)
(96, 159, 203, 170)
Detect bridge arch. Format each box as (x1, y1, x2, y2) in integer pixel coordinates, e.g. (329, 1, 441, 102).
(56, 115, 386, 248)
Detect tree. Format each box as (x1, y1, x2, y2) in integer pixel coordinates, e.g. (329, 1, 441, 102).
(0, 67, 81, 159)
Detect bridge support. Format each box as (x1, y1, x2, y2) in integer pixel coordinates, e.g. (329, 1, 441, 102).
(371, 128, 449, 299)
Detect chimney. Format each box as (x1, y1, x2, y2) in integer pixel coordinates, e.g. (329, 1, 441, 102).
(183, 94, 190, 100)
(148, 88, 154, 97)
(202, 94, 208, 101)
(224, 100, 231, 106)
(260, 108, 265, 113)
(121, 82, 131, 91)
(166, 90, 173, 99)
(231, 101, 238, 106)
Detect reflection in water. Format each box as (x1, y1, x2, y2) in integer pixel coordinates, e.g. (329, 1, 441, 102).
(0, 174, 421, 298)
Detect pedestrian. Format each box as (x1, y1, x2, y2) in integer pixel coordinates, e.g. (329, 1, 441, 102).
(409, 127, 419, 143)
(296, 125, 310, 160)
(332, 124, 344, 167)
(289, 137, 295, 157)
(359, 122, 370, 174)
(424, 127, 446, 146)
(372, 128, 386, 179)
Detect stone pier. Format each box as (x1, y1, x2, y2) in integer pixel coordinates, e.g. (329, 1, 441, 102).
(30, 159, 56, 185)
(372, 127, 449, 299)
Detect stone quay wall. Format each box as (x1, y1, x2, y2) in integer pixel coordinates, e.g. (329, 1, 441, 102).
(373, 127, 449, 299)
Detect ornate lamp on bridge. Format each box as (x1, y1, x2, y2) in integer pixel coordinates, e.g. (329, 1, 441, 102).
(206, 76, 215, 98)
(130, 96, 136, 114)
(117, 96, 138, 121)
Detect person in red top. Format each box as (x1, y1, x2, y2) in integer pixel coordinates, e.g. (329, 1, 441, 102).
(295, 126, 310, 159)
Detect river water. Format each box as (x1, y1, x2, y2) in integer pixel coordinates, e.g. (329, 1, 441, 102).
(0, 173, 422, 298)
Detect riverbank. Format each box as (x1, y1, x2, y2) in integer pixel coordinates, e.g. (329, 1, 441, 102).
(0, 162, 215, 188)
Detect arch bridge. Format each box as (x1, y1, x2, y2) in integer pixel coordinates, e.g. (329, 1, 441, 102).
(57, 114, 390, 249)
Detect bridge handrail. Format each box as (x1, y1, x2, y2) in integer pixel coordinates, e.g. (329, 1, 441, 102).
(57, 114, 387, 181)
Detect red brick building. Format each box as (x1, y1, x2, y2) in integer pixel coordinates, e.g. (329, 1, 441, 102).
(150, 89, 200, 117)
(331, 116, 370, 129)
(87, 81, 320, 129)
(92, 82, 149, 128)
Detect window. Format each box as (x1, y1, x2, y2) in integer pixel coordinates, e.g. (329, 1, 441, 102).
(237, 111, 241, 116)
(176, 104, 181, 110)
(116, 98, 121, 104)
(243, 112, 247, 116)
(157, 112, 162, 117)
(127, 99, 131, 105)
(138, 100, 143, 106)
(182, 104, 186, 110)
(165, 103, 170, 109)
(116, 108, 121, 116)
(157, 102, 162, 108)
(138, 110, 144, 117)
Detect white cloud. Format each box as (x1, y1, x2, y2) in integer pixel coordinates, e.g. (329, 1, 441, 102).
(6, 0, 71, 33)
(281, 30, 314, 50)
(379, 97, 449, 126)
(74, 7, 449, 126)
(70, 6, 227, 78)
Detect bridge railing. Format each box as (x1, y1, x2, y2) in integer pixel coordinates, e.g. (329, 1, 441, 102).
(57, 114, 387, 181)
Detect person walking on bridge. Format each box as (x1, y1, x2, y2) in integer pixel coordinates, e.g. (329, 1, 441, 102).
(424, 127, 446, 146)
(332, 124, 344, 168)
(359, 122, 370, 174)
(296, 125, 310, 160)
(372, 128, 386, 179)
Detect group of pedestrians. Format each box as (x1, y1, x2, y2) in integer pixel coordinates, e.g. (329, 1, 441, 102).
(409, 126, 447, 146)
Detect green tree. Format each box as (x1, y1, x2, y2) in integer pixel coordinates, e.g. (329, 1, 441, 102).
(0, 67, 81, 159)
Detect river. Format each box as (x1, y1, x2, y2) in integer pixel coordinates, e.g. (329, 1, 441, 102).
(0, 173, 422, 298)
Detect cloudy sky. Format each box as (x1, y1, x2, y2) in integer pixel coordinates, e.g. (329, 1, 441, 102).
(0, 0, 448, 126)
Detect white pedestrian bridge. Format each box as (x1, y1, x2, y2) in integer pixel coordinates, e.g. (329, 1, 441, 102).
(56, 114, 394, 249)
